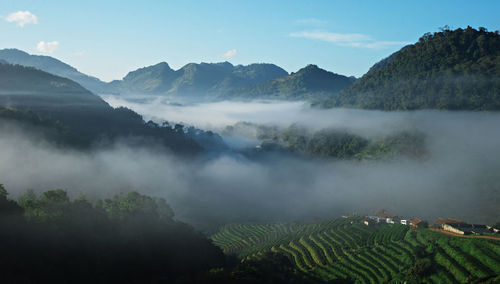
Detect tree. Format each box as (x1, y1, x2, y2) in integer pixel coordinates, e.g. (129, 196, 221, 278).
(0, 185, 23, 217)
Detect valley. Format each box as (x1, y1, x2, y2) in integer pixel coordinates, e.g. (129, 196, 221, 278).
(0, 4, 499, 281)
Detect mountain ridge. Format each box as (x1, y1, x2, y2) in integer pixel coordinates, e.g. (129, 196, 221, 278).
(321, 27, 500, 110)
(0, 48, 108, 93)
(110, 61, 290, 99)
(0, 48, 357, 102)
(0, 63, 222, 153)
(225, 64, 356, 100)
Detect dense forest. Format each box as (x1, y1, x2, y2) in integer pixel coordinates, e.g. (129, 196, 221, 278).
(224, 64, 356, 101)
(320, 27, 500, 110)
(0, 185, 226, 283)
(224, 122, 426, 160)
(0, 63, 225, 153)
(106, 61, 289, 98)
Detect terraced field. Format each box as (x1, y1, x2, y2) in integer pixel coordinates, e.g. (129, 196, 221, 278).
(211, 217, 500, 283)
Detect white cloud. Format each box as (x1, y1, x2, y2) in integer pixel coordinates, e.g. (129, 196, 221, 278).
(290, 31, 410, 49)
(5, 11, 38, 27)
(223, 49, 237, 58)
(36, 41, 59, 53)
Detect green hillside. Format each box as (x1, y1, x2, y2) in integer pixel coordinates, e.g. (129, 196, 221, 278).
(321, 27, 500, 110)
(0, 186, 225, 283)
(109, 61, 289, 98)
(225, 122, 426, 160)
(211, 218, 500, 283)
(0, 48, 107, 93)
(230, 64, 356, 100)
(0, 63, 224, 153)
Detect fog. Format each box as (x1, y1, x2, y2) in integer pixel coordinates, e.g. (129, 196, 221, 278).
(102, 95, 410, 137)
(1, 98, 499, 228)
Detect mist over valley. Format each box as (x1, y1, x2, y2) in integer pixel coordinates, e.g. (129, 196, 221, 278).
(0, 4, 499, 282)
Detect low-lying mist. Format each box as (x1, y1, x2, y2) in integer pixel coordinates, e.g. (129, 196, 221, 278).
(1, 97, 499, 228)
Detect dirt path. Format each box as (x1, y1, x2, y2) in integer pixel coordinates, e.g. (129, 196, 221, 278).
(430, 228, 500, 241)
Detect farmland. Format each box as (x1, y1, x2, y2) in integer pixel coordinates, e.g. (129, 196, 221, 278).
(211, 217, 500, 283)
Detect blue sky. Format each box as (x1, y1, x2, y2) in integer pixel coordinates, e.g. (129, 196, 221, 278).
(1, 0, 498, 82)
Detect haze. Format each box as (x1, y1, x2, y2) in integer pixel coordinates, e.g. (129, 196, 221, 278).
(2, 98, 499, 228)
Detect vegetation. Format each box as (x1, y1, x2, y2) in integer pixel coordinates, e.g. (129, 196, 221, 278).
(0, 63, 226, 153)
(0, 48, 107, 93)
(321, 27, 500, 110)
(228, 64, 356, 101)
(226, 122, 427, 160)
(211, 217, 500, 283)
(105, 61, 355, 101)
(108, 61, 289, 98)
(0, 185, 226, 283)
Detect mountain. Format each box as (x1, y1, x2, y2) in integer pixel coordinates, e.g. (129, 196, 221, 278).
(0, 48, 107, 93)
(110, 61, 289, 99)
(321, 27, 500, 110)
(229, 64, 356, 100)
(0, 63, 222, 153)
(107, 62, 175, 94)
(112, 62, 356, 101)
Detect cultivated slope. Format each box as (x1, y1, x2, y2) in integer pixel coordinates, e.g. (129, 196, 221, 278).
(211, 218, 500, 283)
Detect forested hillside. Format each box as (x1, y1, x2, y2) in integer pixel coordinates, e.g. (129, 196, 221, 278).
(0, 186, 226, 283)
(0, 48, 107, 93)
(108, 61, 288, 98)
(0, 63, 225, 153)
(229, 64, 356, 101)
(321, 27, 500, 110)
(224, 122, 426, 160)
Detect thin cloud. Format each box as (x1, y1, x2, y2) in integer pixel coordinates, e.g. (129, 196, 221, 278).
(290, 31, 410, 49)
(36, 41, 59, 53)
(74, 51, 85, 57)
(363, 41, 412, 49)
(290, 31, 371, 43)
(5, 11, 38, 27)
(295, 18, 327, 26)
(223, 49, 237, 59)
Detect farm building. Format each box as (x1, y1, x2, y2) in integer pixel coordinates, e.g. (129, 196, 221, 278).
(363, 219, 375, 226)
(487, 225, 499, 233)
(442, 223, 492, 235)
(435, 218, 462, 225)
(367, 216, 387, 223)
(375, 209, 396, 218)
(409, 218, 423, 229)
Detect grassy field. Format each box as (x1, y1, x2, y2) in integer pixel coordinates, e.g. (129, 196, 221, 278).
(211, 217, 500, 283)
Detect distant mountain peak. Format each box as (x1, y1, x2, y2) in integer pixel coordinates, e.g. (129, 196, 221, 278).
(215, 61, 234, 68)
(0, 48, 106, 93)
(303, 64, 320, 70)
(156, 61, 171, 68)
(295, 64, 336, 76)
(0, 48, 30, 56)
